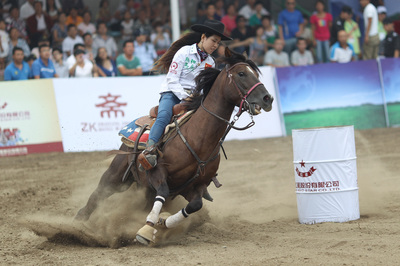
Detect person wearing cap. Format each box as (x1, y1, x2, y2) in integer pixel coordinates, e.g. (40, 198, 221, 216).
(138, 20, 231, 171)
(32, 43, 58, 78)
(133, 29, 157, 75)
(360, 0, 379, 60)
(377, 6, 387, 55)
(69, 48, 98, 77)
(383, 18, 400, 58)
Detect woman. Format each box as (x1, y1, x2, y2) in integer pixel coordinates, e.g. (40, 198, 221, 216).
(69, 49, 98, 78)
(150, 21, 171, 57)
(344, 10, 361, 60)
(46, 0, 61, 23)
(261, 15, 278, 49)
(138, 20, 232, 170)
(97, 0, 111, 24)
(310, 0, 332, 63)
(95, 47, 117, 77)
(51, 12, 67, 48)
(220, 4, 236, 37)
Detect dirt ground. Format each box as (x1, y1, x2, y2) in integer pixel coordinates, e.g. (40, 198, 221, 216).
(1, 127, 399, 265)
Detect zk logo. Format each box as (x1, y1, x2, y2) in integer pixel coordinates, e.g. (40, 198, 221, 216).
(95, 93, 127, 118)
(296, 160, 317, 178)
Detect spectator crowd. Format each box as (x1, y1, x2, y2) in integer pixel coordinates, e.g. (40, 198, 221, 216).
(1, 0, 399, 81)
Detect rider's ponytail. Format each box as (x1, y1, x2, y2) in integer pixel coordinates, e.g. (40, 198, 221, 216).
(152, 32, 212, 73)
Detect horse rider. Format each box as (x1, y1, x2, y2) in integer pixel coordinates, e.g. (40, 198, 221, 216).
(138, 20, 232, 170)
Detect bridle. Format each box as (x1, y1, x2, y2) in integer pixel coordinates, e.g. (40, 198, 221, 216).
(200, 62, 264, 131)
(226, 62, 263, 117)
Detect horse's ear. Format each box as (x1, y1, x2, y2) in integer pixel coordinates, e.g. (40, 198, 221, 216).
(242, 51, 248, 59)
(225, 47, 233, 58)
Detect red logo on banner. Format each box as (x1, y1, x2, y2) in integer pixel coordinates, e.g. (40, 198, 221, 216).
(95, 93, 127, 118)
(296, 160, 317, 178)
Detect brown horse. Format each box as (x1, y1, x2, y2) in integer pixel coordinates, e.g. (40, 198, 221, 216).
(75, 48, 274, 245)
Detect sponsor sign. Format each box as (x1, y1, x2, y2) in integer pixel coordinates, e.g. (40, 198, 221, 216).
(53, 76, 163, 152)
(0, 79, 63, 156)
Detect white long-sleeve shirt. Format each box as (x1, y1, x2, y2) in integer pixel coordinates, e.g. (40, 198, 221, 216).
(160, 43, 215, 100)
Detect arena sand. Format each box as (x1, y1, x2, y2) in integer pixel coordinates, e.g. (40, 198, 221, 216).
(0, 128, 399, 265)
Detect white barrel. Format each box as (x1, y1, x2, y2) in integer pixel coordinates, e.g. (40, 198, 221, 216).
(292, 126, 360, 224)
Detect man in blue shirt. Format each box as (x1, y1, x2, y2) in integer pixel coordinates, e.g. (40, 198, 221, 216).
(133, 29, 157, 75)
(4, 47, 32, 81)
(32, 44, 58, 79)
(278, 0, 304, 54)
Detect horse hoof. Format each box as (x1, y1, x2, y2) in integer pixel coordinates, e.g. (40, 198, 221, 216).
(136, 224, 157, 245)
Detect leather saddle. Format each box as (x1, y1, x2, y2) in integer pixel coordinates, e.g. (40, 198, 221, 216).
(135, 103, 189, 129)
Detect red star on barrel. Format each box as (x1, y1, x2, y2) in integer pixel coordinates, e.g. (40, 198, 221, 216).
(300, 160, 305, 167)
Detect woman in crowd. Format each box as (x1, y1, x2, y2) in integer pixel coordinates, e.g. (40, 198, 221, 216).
(51, 12, 68, 48)
(150, 21, 171, 58)
(310, 0, 332, 63)
(69, 49, 98, 78)
(221, 4, 237, 37)
(97, 0, 111, 24)
(120, 10, 134, 41)
(95, 47, 117, 77)
(261, 15, 278, 49)
(46, 0, 61, 23)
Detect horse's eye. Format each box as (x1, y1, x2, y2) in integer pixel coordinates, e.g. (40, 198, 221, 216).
(238, 72, 245, 77)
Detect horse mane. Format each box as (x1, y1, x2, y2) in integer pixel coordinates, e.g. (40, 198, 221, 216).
(186, 50, 260, 111)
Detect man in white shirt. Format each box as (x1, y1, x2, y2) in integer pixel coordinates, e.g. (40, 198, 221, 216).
(360, 0, 379, 59)
(264, 39, 290, 67)
(330, 30, 355, 63)
(92, 22, 118, 60)
(238, 0, 269, 20)
(291, 37, 314, 66)
(62, 24, 84, 58)
(77, 11, 96, 36)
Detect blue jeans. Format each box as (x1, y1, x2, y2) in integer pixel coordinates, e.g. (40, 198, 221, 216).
(148, 92, 180, 143)
(283, 38, 297, 55)
(316, 40, 330, 63)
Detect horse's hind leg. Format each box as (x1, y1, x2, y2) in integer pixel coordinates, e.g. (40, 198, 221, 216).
(75, 150, 134, 221)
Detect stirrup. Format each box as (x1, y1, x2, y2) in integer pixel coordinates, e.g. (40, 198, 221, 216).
(138, 151, 157, 171)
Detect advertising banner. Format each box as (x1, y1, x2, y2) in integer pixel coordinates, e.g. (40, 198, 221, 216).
(380, 58, 400, 127)
(276, 60, 387, 135)
(0, 79, 63, 156)
(53, 76, 163, 152)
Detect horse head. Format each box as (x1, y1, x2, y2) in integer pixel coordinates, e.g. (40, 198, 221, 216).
(223, 48, 274, 115)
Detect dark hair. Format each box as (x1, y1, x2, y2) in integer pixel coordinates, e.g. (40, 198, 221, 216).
(34, 0, 43, 7)
(261, 15, 271, 21)
(254, 25, 263, 33)
(206, 3, 215, 8)
(341, 5, 352, 14)
(52, 47, 62, 54)
(73, 43, 85, 51)
(95, 47, 110, 65)
(67, 24, 76, 31)
(83, 10, 91, 17)
(236, 15, 246, 23)
(10, 6, 19, 13)
(39, 44, 50, 52)
(316, 0, 325, 7)
(123, 40, 134, 48)
(8, 26, 18, 34)
(82, 32, 92, 39)
(296, 37, 306, 44)
(152, 32, 213, 73)
(97, 21, 107, 30)
(99, 0, 108, 8)
(12, 46, 24, 55)
(74, 49, 85, 56)
(255, 1, 264, 6)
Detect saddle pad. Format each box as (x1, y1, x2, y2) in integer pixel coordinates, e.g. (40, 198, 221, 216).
(118, 119, 149, 149)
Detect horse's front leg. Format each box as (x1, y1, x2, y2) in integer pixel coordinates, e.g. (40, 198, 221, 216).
(136, 166, 169, 245)
(161, 186, 204, 229)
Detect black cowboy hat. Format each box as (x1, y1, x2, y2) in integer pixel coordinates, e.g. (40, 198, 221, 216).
(191, 20, 232, 41)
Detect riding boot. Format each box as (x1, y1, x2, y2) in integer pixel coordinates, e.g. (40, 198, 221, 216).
(138, 140, 158, 171)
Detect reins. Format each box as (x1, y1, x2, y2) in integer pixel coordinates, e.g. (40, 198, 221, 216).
(169, 62, 263, 195)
